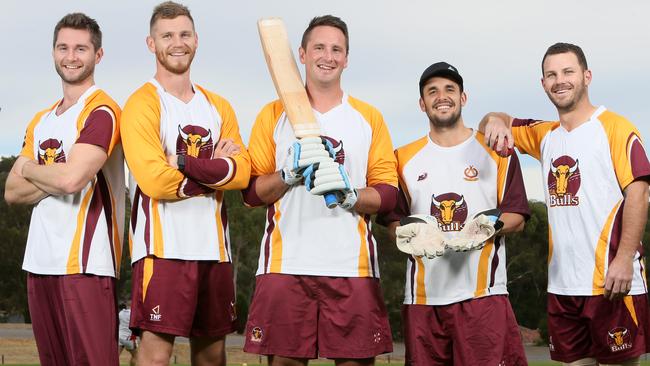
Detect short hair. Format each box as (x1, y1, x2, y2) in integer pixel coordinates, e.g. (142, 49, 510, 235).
(301, 15, 349, 54)
(53, 13, 102, 51)
(542, 42, 588, 74)
(150, 1, 194, 31)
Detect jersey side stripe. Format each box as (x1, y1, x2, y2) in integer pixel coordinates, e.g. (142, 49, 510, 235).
(152, 200, 164, 258)
(474, 238, 495, 297)
(269, 201, 283, 273)
(142, 257, 154, 302)
(414, 257, 427, 304)
(66, 185, 95, 274)
(356, 216, 370, 277)
(623, 296, 639, 326)
(215, 191, 226, 261)
(592, 199, 623, 294)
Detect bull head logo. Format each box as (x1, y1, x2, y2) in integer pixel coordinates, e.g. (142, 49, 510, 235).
(550, 158, 579, 197)
(38, 140, 64, 165)
(432, 194, 465, 225)
(608, 328, 628, 347)
(178, 125, 211, 158)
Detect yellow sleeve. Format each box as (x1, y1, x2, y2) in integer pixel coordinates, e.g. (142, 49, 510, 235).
(348, 97, 398, 187)
(121, 83, 184, 200)
(511, 118, 559, 161)
(248, 101, 283, 176)
(201, 87, 251, 190)
(598, 110, 650, 190)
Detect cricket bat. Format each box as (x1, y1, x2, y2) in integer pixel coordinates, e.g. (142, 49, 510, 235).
(257, 17, 338, 208)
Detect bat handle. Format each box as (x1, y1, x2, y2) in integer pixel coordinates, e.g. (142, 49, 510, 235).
(324, 192, 338, 209)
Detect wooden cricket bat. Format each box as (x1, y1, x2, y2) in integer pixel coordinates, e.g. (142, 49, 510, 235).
(257, 17, 338, 207)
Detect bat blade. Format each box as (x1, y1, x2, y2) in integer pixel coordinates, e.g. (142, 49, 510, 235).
(257, 18, 320, 138)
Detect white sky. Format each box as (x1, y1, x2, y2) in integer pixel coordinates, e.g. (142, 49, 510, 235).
(1, 0, 648, 201)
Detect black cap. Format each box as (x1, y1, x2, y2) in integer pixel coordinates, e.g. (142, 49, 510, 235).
(419, 62, 464, 95)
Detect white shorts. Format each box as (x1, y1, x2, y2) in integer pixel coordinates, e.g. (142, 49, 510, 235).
(119, 336, 137, 351)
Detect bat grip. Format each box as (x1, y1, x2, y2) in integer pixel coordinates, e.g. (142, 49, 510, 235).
(324, 192, 338, 209)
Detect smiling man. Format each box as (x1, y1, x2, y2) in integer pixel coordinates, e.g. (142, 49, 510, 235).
(120, 2, 250, 365)
(480, 43, 650, 365)
(243, 15, 397, 366)
(378, 62, 529, 365)
(4, 13, 123, 366)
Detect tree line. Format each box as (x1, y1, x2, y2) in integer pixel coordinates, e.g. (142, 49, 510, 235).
(1, 156, 649, 341)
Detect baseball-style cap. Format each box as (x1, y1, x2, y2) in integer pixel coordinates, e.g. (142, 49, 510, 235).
(419, 62, 464, 94)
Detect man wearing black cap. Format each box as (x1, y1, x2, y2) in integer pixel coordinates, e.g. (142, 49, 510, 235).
(378, 62, 530, 365)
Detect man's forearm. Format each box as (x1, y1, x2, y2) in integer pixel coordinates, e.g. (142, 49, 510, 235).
(618, 181, 649, 260)
(254, 172, 290, 205)
(498, 212, 525, 234)
(5, 170, 49, 205)
(22, 160, 80, 195)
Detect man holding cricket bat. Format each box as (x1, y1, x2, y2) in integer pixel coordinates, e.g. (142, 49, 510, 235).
(120, 2, 250, 365)
(243, 15, 397, 366)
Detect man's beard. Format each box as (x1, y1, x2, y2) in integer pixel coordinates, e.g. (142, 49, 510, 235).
(55, 62, 95, 85)
(547, 81, 586, 113)
(428, 108, 462, 129)
(157, 48, 195, 75)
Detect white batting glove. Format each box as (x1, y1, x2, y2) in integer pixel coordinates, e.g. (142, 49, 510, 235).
(281, 137, 332, 186)
(395, 215, 445, 259)
(303, 158, 351, 195)
(445, 212, 501, 252)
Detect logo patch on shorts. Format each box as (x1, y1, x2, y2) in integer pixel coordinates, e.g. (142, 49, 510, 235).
(607, 327, 632, 352)
(373, 329, 383, 344)
(250, 327, 263, 343)
(150, 305, 162, 322)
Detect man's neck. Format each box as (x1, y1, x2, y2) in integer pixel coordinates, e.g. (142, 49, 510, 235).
(428, 119, 472, 147)
(154, 67, 194, 103)
(558, 98, 598, 131)
(306, 80, 344, 114)
(58, 78, 94, 115)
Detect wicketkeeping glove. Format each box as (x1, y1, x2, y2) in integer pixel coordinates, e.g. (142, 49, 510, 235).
(281, 137, 332, 185)
(445, 209, 503, 252)
(395, 215, 446, 259)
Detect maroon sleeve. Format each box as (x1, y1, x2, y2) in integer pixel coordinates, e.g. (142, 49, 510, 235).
(629, 136, 650, 182)
(183, 156, 235, 186)
(376, 184, 410, 226)
(498, 152, 531, 220)
(76, 108, 114, 152)
(372, 183, 397, 214)
(178, 177, 215, 197)
(242, 175, 266, 207)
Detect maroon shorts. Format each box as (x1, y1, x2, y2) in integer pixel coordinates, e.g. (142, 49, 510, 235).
(27, 273, 118, 366)
(547, 293, 650, 363)
(243, 274, 393, 359)
(402, 295, 526, 366)
(130, 257, 236, 338)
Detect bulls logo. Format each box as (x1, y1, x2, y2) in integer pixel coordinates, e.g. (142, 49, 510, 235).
(431, 192, 468, 232)
(177, 124, 213, 158)
(607, 327, 632, 352)
(321, 136, 345, 164)
(548, 156, 580, 207)
(38, 139, 66, 165)
(250, 327, 263, 343)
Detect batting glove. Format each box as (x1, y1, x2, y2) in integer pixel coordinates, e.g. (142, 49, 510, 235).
(281, 137, 332, 186)
(445, 209, 503, 252)
(395, 215, 445, 258)
(303, 158, 350, 195)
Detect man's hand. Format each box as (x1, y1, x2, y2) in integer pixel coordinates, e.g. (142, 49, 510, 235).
(480, 112, 514, 157)
(604, 254, 634, 301)
(281, 137, 331, 186)
(395, 215, 445, 258)
(212, 138, 240, 158)
(445, 210, 502, 252)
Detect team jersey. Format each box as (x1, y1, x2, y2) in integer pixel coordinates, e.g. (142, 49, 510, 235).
(245, 95, 397, 278)
(118, 308, 132, 340)
(20, 86, 124, 277)
(121, 79, 251, 263)
(388, 131, 529, 305)
(512, 106, 650, 295)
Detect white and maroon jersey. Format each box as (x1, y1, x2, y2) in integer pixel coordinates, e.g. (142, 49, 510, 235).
(20, 86, 125, 277)
(384, 131, 529, 305)
(512, 106, 650, 296)
(121, 79, 251, 263)
(243, 95, 398, 278)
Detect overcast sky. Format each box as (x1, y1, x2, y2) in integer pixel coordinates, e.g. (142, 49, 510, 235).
(1, 0, 649, 200)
